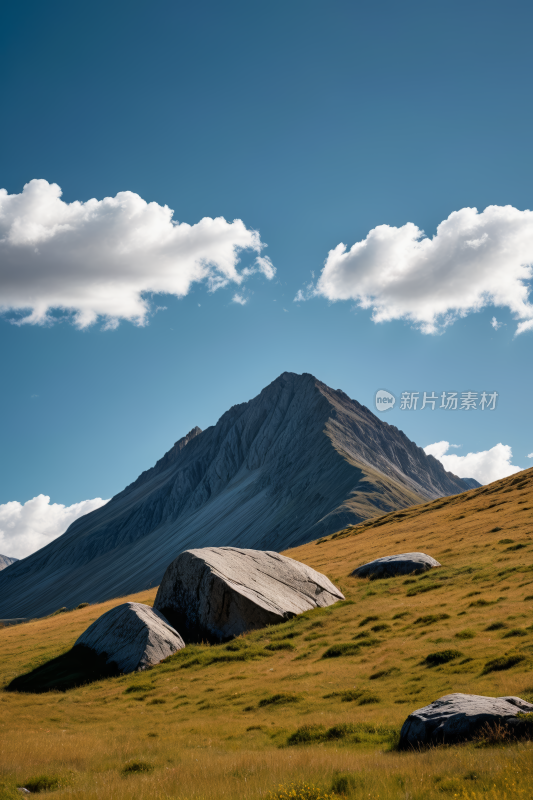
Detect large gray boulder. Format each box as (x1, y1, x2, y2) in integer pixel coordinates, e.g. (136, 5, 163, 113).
(399, 693, 533, 748)
(352, 552, 440, 579)
(154, 547, 344, 643)
(75, 602, 185, 673)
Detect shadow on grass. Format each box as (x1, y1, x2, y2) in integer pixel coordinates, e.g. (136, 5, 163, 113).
(6, 644, 119, 693)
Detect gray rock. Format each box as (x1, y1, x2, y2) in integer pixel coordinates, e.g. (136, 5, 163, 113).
(0, 372, 475, 619)
(399, 693, 533, 748)
(154, 547, 345, 642)
(352, 552, 441, 579)
(75, 602, 185, 673)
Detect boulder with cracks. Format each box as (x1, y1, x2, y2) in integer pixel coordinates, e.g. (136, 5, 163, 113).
(399, 693, 533, 748)
(75, 602, 185, 673)
(154, 546, 345, 643)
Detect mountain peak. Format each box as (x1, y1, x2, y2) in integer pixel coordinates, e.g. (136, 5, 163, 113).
(0, 374, 474, 618)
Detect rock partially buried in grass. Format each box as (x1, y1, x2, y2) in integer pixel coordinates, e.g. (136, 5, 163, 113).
(352, 552, 441, 579)
(154, 547, 344, 643)
(399, 693, 533, 749)
(76, 602, 185, 673)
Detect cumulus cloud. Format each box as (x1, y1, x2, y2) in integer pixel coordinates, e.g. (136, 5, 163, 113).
(528, 452, 533, 458)
(424, 441, 522, 485)
(0, 495, 109, 559)
(232, 293, 248, 305)
(298, 206, 533, 335)
(0, 180, 275, 328)
(491, 316, 505, 330)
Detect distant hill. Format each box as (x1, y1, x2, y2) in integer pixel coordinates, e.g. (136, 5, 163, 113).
(0, 554, 18, 571)
(0, 371, 478, 618)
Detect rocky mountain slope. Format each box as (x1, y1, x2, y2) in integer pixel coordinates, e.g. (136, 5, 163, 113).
(0, 554, 18, 571)
(0, 372, 477, 618)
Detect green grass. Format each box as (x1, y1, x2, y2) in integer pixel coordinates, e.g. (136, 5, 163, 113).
(258, 693, 301, 708)
(415, 614, 450, 625)
(423, 650, 463, 666)
(286, 722, 398, 748)
(358, 615, 379, 626)
(324, 689, 380, 705)
(502, 628, 528, 638)
(370, 667, 400, 680)
(482, 654, 526, 674)
(24, 774, 62, 792)
(322, 643, 360, 658)
(406, 583, 444, 597)
(123, 682, 154, 694)
(330, 773, 360, 796)
(121, 760, 154, 775)
(171, 641, 273, 668)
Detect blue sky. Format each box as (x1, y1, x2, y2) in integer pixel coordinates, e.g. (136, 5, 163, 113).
(1, 0, 532, 556)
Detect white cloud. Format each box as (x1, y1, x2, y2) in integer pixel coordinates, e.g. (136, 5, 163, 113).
(0, 495, 109, 559)
(232, 293, 248, 305)
(294, 283, 314, 304)
(491, 316, 505, 330)
(0, 180, 274, 329)
(250, 255, 276, 280)
(424, 441, 522, 485)
(300, 206, 533, 335)
(528, 452, 533, 458)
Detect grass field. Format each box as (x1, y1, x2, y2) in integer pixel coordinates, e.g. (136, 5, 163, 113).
(1, 467, 533, 799)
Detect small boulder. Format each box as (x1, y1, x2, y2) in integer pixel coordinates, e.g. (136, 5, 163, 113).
(154, 547, 344, 643)
(352, 552, 440, 579)
(399, 693, 533, 748)
(75, 602, 185, 673)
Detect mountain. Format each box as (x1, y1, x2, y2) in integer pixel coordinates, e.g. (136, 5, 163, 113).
(0, 554, 18, 571)
(461, 477, 482, 490)
(0, 372, 478, 618)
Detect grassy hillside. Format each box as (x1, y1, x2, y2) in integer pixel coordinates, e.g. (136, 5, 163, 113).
(1, 467, 533, 799)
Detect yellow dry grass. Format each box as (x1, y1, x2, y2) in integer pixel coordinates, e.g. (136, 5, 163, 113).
(1, 467, 533, 799)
